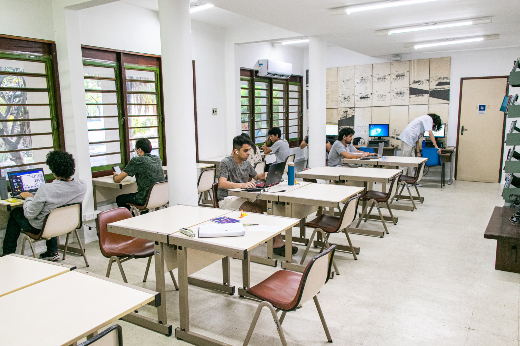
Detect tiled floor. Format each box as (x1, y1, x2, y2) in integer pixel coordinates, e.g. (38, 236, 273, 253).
(63, 177, 519, 346)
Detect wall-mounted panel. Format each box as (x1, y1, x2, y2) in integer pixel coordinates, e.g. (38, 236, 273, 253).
(355, 64, 372, 108)
(371, 106, 390, 125)
(409, 59, 429, 105)
(390, 106, 409, 147)
(390, 61, 410, 106)
(338, 108, 355, 130)
(326, 108, 339, 124)
(338, 66, 355, 108)
(372, 62, 391, 107)
(408, 105, 429, 122)
(354, 107, 372, 144)
(326, 67, 338, 109)
(429, 57, 450, 104)
(428, 103, 449, 125)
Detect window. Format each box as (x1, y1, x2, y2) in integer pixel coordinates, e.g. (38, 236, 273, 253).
(240, 68, 303, 147)
(0, 36, 63, 177)
(82, 47, 165, 172)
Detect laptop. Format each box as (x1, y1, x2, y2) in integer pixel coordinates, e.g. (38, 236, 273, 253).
(359, 142, 384, 160)
(7, 168, 46, 198)
(245, 162, 286, 191)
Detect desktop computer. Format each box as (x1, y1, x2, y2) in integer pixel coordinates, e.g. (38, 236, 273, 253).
(368, 124, 389, 147)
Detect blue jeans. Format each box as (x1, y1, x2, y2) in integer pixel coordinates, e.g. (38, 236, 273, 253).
(2, 207, 57, 255)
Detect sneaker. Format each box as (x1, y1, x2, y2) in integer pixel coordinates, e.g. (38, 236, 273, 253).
(416, 184, 422, 187)
(39, 251, 60, 262)
(273, 245, 298, 256)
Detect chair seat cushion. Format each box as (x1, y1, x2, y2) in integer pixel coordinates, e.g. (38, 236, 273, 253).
(305, 215, 340, 233)
(360, 191, 388, 202)
(102, 235, 154, 258)
(399, 175, 416, 184)
(247, 270, 303, 311)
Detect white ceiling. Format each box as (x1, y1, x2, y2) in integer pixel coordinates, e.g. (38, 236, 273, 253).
(121, 0, 520, 56)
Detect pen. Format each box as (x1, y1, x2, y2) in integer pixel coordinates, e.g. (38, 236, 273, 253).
(243, 224, 259, 226)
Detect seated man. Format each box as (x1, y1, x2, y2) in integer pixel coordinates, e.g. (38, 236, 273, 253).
(263, 127, 290, 172)
(218, 135, 297, 256)
(1, 151, 87, 261)
(328, 127, 374, 167)
(113, 138, 165, 210)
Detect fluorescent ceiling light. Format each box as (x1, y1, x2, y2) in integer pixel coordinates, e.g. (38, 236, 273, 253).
(190, 3, 214, 13)
(282, 39, 309, 45)
(375, 17, 492, 35)
(345, 0, 437, 14)
(414, 37, 483, 49)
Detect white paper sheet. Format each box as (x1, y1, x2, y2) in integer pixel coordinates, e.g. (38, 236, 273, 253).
(198, 223, 245, 238)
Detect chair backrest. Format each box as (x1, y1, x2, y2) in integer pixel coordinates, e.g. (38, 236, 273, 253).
(388, 172, 402, 200)
(421, 148, 439, 166)
(293, 245, 336, 309)
(212, 183, 219, 208)
(284, 154, 296, 173)
(96, 207, 135, 258)
(254, 161, 266, 176)
(40, 203, 82, 239)
(359, 147, 375, 153)
(338, 195, 361, 231)
(197, 169, 215, 193)
(144, 181, 169, 210)
(416, 162, 426, 182)
(78, 324, 123, 346)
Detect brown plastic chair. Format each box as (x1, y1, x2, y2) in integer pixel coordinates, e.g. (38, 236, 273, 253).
(96, 207, 178, 289)
(197, 169, 216, 205)
(301, 194, 360, 275)
(212, 182, 219, 208)
(395, 162, 425, 210)
(355, 172, 402, 235)
(243, 245, 336, 346)
(21, 203, 88, 267)
(127, 181, 169, 216)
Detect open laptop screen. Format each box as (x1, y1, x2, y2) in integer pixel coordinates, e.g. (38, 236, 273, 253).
(7, 169, 45, 196)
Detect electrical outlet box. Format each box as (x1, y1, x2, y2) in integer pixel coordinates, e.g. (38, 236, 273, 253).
(212, 108, 217, 115)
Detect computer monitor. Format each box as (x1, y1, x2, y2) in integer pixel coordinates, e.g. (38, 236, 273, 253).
(369, 124, 389, 137)
(326, 124, 338, 136)
(424, 124, 446, 138)
(7, 168, 45, 196)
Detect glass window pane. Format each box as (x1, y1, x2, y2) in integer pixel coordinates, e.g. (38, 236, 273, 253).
(89, 142, 121, 156)
(273, 113, 284, 121)
(0, 133, 53, 163)
(273, 91, 284, 98)
(273, 98, 284, 106)
(0, 75, 47, 89)
(241, 89, 249, 97)
(86, 104, 118, 118)
(273, 119, 284, 127)
(127, 93, 157, 104)
(129, 116, 158, 127)
(242, 123, 249, 131)
(255, 82, 268, 89)
(128, 105, 157, 115)
(84, 79, 116, 91)
(90, 153, 121, 167)
(255, 98, 267, 106)
(255, 129, 268, 143)
(129, 127, 158, 139)
(241, 114, 249, 122)
(88, 129, 120, 143)
(130, 138, 159, 151)
(255, 121, 269, 129)
(0, 105, 52, 125)
(273, 105, 285, 113)
(126, 81, 156, 92)
(85, 92, 117, 104)
(254, 106, 268, 113)
(126, 69, 155, 81)
(87, 117, 119, 130)
(289, 106, 299, 112)
(289, 85, 299, 91)
(254, 90, 267, 97)
(83, 65, 115, 78)
(273, 83, 284, 91)
(240, 80, 249, 87)
(289, 132, 299, 140)
(0, 119, 52, 137)
(289, 119, 299, 127)
(241, 98, 249, 106)
(0, 59, 46, 74)
(288, 112, 299, 119)
(241, 106, 250, 114)
(289, 99, 299, 106)
(254, 113, 268, 121)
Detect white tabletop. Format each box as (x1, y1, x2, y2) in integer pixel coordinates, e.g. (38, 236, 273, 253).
(0, 271, 155, 346)
(92, 175, 136, 187)
(108, 204, 230, 243)
(196, 162, 216, 170)
(228, 181, 310, 201)
(295, 166, 400, 182)
(342, 156, 427, 167)
(278, 184, 364, 206)
(0, 255, 71, 297)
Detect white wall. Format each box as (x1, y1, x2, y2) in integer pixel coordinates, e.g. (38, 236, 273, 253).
(0, 0, 54, 40)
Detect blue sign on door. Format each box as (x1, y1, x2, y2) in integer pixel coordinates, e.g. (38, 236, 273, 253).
(478, 104, 487, 114)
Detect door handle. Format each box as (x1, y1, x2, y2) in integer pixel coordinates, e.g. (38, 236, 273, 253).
(461, 126, 467, 135)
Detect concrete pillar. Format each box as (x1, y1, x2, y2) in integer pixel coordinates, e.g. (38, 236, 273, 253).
(308, 37, 327, 168)
(158, 0, 198, 206)
(224, 40, 240, 153)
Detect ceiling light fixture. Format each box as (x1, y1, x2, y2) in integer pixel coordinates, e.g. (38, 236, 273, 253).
(375, 17, 492, 35)
(406, 34, 499, 49)
(190, 3, 214, 13)
(343, 0, 437, 15)
(281, 38, 310, 45)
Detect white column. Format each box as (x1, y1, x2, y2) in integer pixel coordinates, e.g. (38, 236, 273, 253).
(52, 7, 94, 213)
(308, 37, 327, 168)
(224, 39, 240, 153)
(158, 0, 198, 206)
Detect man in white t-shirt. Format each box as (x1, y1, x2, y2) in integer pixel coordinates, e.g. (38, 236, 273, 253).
(398, 113, 442, 175)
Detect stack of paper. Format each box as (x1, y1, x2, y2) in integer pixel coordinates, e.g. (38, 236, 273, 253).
(198, 223, 245, 238)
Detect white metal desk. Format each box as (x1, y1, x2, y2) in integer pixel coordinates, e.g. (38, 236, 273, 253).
(0, 270, 157, 346)
(91, 175, 137, 210)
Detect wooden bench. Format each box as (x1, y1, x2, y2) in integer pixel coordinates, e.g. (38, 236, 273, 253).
(484, 206, 520, 273)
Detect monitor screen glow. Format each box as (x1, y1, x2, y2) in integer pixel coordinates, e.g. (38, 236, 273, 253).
(369, 124, 389, 137)
(326, 124, 338, 136)
(424, 124, 446, 138)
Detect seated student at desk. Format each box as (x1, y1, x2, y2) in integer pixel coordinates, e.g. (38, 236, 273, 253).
(328, 127, 374, 166)
(1, 151, 87, 261)
(218, 135, 298, 256)
(262, 127, 290, 172)
(113, 138, 165, 210)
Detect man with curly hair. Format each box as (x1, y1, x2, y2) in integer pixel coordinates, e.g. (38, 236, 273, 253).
(1, 151, 87, 261)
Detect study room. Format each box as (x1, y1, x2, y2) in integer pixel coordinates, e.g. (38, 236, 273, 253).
(0, 0, 519, 346)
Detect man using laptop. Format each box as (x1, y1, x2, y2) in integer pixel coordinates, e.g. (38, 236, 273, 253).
(218, 135, 297, 256)
(1, 151, 87, 261)
(113, 138, 164, 210)
(328, 127, 374, 167)
(263, 127, 290, 171)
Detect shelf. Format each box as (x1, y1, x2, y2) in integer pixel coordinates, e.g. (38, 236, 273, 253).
(504, 161, 520, 173)
(510, 71, 520, 87)
(508, 105, 520, 118)
(506, 133, 520, 145)
(502, 187, 520, 202)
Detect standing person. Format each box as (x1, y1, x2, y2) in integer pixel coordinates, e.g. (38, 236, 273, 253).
(398, 113, 442, 176)
(328, 127, 373, 167)
(263, 127, 290, 171)
(113, 138, 165, 210)
(218, 135, 298, 256)
(1, 151, 87, 261)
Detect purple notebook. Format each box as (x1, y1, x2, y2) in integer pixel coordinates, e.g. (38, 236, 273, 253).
(211, 216, 240, 224)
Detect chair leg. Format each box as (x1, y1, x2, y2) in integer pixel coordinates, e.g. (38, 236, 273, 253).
(23, 237, 36, 258)
(414, 183, 423, 203)
(364, 200, 375, 222)
(343, 229, 357, 260)
(356, 200, 371, 228)
(115, 257, 128, 283)
(279, 311, 287, 325)
(396, 183, 405, 201)
(314, 296, 332, 343)
(106, 257, 115, 278)
(143, 256, 152, 282)
(376, 204, 389, 234)
(243, 301, 287, 346)
(21, 235, 27, 256)
(74, 229, 89, 267)
(406, 185, 417, 210)
(385, 202, 397, 225)
(300, 228, 319, 265)
(63, 233, 70, 260)
(169, 271, 179, 290)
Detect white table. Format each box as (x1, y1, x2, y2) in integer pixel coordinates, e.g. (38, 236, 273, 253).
(92, 175, 137, 210)
(342, 156, 428, 168)
(0, 270, 157, 346)
(108, 205, 299, 345)
(295, 166, 401, 186)
(196, 162, 215, 170)
(0, 254, 72, 297)
(0, 198, 24, 212)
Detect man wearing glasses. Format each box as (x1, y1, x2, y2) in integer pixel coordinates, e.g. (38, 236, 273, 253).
(113, 138, 164, 210)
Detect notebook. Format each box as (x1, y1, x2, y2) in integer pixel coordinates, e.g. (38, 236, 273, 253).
(198, 223, 245, 238)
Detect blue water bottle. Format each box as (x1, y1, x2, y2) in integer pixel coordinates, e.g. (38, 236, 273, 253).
(288, 162, 295, 185)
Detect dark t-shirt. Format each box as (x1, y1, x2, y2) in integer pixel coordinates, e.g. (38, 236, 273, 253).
(217, 156, 257, 201)
(123, 153, 165, 204)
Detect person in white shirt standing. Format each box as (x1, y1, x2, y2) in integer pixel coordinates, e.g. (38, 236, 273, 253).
(398, 113, 442, 176)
